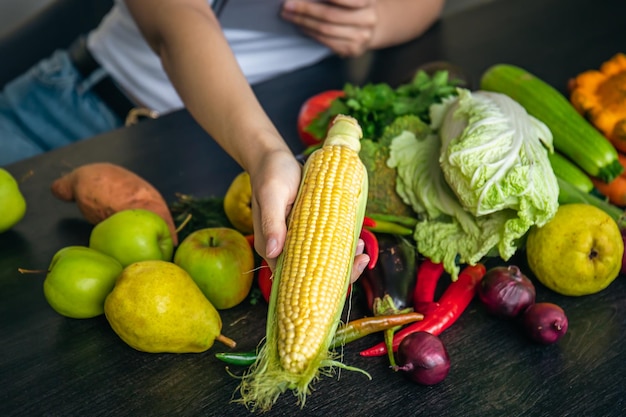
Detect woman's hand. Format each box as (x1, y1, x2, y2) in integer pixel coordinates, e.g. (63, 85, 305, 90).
(281, 0, 378, 57)
(249, 147, 369, 283)
(248, 148, 302, 270)
(351, 238, 370, 283)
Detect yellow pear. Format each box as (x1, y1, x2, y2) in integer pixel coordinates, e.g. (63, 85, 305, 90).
(526, 203, 624, 296)
(223, 171, 254, 234)
(104, 260, 236, 353)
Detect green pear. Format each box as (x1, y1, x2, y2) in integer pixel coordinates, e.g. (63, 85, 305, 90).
(44, 246, 124, 318)
(0, 168, 27, 233)
(104, 260, 236, 353)
(89, 209, 174, 267)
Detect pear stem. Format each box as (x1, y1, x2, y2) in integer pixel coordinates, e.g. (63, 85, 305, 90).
(216, 333, 237, 348)
(17, 268, 47, 275)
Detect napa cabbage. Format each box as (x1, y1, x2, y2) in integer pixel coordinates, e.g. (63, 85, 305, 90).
(388, 88, 559, 278)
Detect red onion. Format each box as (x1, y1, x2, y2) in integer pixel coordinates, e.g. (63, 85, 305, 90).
(392, 331, 450, 385)
(477, 265, 536, 318)
(522, 302, 568, 344)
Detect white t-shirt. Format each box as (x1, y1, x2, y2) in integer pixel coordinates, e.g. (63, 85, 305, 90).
(87, 0, 332, 113)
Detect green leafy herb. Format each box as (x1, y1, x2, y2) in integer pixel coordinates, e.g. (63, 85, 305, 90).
(306, 70, 462, 142)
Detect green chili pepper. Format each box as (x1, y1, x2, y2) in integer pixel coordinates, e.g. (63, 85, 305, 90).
(215, 351, 258, 366)
(367, 218, 413, 235)
(367, 213, 418, 229)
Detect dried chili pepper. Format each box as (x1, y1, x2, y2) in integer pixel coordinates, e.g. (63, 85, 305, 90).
(215, 311, 424, 366)
(359, 263, 486, 357)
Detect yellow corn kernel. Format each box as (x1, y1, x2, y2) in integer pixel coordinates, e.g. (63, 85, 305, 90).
(237, 114, 369, 412)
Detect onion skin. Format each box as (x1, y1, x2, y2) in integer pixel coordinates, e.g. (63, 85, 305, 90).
(522, 302, 569, 344)
(478, 265, 536, 319)
(392, 331, 450, 385)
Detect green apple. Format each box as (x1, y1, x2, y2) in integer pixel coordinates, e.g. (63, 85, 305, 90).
(89, 209, 174, 267)
(174, 227, 255, 309)
(44, 246, 123, 318)
(0, 168, 27, 233)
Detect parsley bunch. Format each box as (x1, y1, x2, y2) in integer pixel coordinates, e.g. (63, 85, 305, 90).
(306, 70, 462, 141)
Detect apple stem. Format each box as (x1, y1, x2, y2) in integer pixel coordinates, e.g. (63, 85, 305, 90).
(17, 268, 48, 275)
(216, 333, 237, 348)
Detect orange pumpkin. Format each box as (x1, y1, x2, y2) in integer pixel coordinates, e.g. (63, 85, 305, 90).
(569, 53, 626, 152)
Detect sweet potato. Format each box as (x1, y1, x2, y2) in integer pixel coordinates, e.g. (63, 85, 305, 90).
(51, 162, 178, 245)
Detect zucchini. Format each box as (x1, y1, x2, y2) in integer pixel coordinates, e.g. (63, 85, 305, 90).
(548, 152, 594, 193)
(556, 177, 624, 224)
(480, 64, 623, 183)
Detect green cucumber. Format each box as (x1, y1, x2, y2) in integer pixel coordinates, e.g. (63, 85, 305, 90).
(548, 152, 594, 193)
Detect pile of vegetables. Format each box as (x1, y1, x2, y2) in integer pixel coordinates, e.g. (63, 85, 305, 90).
(282, 59, 624, 388)
(190, 58, 626, 398)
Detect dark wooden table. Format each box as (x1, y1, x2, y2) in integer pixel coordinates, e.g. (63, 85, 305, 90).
(2, 0, 626, 416)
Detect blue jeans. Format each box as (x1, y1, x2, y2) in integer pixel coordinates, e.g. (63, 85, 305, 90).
(0, 50, 124, 167)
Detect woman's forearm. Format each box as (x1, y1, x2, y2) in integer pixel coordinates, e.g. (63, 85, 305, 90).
(124, 0, 291, 174)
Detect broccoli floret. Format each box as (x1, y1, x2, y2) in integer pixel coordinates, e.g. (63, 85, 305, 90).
(378, 114, 431, 147)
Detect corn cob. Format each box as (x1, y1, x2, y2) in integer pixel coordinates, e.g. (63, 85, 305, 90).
(237, 114, 369, 412)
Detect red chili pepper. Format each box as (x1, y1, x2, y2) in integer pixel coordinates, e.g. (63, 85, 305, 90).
(257, 259, 272, 303)
(244, 234, 255, 249)
(359, 227, 379, 269)
(412, 258, 444, 315)
(363, 216, 377, 228)
(359, 263, 486, 357)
